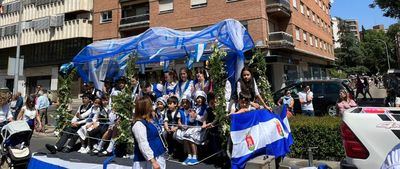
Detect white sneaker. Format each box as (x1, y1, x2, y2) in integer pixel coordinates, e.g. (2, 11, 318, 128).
(77, 147, 85, 153)
(81, 147, 90, 154)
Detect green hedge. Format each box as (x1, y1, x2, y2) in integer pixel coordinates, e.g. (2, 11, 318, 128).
(288, 115, 345, 161)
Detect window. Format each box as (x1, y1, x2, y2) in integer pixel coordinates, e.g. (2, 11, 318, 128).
(318, 0, 321, 7)
(325, 83, 342, 94)
(159, 0, 173, 13)
(300, 3, 304, 14)
(322, 5, 325, 11)
(293, 0, 297, 8)
(295, 27, 300, 41)
(323, 42, 326, 50)
(315, 38, 318, 47)
(309, 35, 313, 46)
(303, 31, 307, 43)
(307, 8, 310, 17)
(100, 11, 112, 23)
(312, 13, 315, 22)
(319, 40, 322, 48)
(191, 0, 207, 8)
(317, 17, 320, 24)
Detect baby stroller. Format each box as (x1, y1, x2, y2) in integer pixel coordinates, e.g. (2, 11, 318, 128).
(0, 121, 32, 169)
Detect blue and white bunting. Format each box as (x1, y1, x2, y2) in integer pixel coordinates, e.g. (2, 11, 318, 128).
(195, 43, 206, 62)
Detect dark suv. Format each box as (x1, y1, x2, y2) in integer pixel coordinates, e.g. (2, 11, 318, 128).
(273, 79, 354, 116)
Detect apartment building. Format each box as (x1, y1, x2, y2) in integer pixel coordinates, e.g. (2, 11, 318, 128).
(0, 0, 93, 96)
(332, 17, 360, 48)
(93, 0, 335, 91)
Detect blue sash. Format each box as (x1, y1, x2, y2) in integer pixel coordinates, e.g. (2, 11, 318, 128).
(178, 80, 191, 97)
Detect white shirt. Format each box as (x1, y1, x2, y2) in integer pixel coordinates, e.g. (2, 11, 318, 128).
(177, 80, 194, 99)
(75, 106, 101, 124)
(132, 121, 155, 161)
(21, 106, 37, 120)
(298, 91, 314, 111)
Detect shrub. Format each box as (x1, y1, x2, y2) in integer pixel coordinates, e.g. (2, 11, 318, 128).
(288, 115, 345, 161)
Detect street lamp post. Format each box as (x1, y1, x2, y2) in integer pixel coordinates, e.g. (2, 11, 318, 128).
(13, 2, 23, 94)
(374, 39, 391, 70)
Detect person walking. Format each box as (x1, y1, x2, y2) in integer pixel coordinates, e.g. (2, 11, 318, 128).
(355, 76, 365, 99)
(363, 77, 373, 100)
(298, 85, 314, 116)
(132, 97, 166, 169)
(36, 90, 50, 129)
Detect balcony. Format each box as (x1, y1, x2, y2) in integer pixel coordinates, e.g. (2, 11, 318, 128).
(0, 19, 91, 49)
(268, 31, 294, 49)
(266, 0, 291, 18)
(120, 14, 150, 30)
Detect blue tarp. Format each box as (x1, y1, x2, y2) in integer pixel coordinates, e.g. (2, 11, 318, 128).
(71, 19, 255, 89)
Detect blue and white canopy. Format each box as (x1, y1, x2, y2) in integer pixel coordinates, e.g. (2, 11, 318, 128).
(70, 19, 255, 89)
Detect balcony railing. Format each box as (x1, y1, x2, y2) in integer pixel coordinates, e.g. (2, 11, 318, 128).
(268, 31, 294, 49)
(266, 0, 291, 18)
(120, 14, 150, 29)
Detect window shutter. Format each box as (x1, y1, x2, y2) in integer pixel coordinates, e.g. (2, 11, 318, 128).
(0, 27, 4, 37)
(191, 0, 206, 6)
(159, 0, 173, 12)
(50, 14, 64, 27)
(34, 17, 50, 30)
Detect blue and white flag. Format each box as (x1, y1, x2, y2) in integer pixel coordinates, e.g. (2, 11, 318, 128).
(195, 43, 206, 62)
(230, 105, 293, 169)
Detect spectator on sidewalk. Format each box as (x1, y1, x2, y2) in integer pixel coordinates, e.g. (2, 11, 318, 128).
(0, 90, 13, 127)
(9, 94, 18, 121)
(36, 90, 50, 129)
(278, 90, 294, 117)
(18, 95, 43, 142)
(15, 92, 23, 120)
(45, 94, 93, 154)
(298, 85, 314, 116)
(336, 89, 357, 116)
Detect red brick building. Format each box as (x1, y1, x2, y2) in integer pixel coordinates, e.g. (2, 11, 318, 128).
(93, 0, 335, 91)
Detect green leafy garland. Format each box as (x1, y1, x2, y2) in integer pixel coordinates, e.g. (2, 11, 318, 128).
(55, 69, 76, 131)
(208, 44, 229, 145)
(112, 54, 136, 146)
(249, 49, 275, 107)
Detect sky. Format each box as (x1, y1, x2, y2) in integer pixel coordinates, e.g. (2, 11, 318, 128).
(331, 0, 399, 31)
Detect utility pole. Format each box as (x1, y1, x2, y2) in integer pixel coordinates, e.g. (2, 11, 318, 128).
(13, 1, 22, 94)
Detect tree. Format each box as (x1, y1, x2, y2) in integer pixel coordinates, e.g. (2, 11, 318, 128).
(334, 18, 365, 74)
(370, 0, 400, 19)
(360, 30, 395, 73)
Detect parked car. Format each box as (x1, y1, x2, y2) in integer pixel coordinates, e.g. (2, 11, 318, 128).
(273, 79, 354, 116)
(340, 107, 400, 169)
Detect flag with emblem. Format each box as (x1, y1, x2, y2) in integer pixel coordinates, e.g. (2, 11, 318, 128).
(230, 105, 293, 169)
